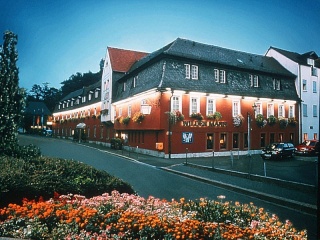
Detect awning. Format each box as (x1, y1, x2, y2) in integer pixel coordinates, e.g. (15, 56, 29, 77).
(76, 123, 86, 129)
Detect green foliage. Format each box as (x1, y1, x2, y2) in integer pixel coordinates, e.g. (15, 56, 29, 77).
(0, 155, 134, 207)
(0, 31, 25, 154)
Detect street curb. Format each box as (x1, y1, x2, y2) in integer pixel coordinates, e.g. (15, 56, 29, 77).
(160, 166, 317, 216)
(185, 162, 316, 194)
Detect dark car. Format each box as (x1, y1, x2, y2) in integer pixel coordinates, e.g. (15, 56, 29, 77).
(261, 142, 295, 160)
(295, 140, 319, 156)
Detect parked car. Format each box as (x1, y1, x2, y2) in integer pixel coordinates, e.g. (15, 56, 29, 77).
(261, 142, 295, 160)
(295, 140, 319, 156)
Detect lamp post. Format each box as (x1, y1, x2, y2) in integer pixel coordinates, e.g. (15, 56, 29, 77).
(168, 89, 174, 159)
(248, 103, 257, 156)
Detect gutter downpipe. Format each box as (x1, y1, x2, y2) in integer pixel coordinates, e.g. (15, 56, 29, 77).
(298, 64, 302, 142)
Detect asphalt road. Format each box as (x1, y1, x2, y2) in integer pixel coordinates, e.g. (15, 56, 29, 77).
(18, 135, 318, 239)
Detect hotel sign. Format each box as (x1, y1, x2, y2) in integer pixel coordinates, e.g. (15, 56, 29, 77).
(182, 120, 227, 127)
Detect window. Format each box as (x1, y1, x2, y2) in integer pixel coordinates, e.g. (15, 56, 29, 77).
(95, 90, 99, 98)
(289, 105, 295, 118)
(260, 133, 266, 148)
(93, 125, 96, 138)
(270, 133, 275, 144)
(233, 133, 239, 149)
(302, 104, 307, 117)
(244, 133, 248, 148)
(206, 98, 216, 115)
(302, 79, 307, 91)
(70, 101, 73, 107)
(232, 100, 240, 117)
(267, 103, 274, 117)
(313, 105, 317, 117)
(123, 82, 126, 92)
(313, 81, 317, 93)
(273, 78, 281, 90)
(254, 102, 262, 116)
(307, 58, 315, 66)
(172, 96, 181, 112)
(214, 69, 226, 83)
(220, 133, 227, 149)
(88, 93, 92, 101)
(190, 97, 200, 114)
(128, 105, 132, 117)
(191, 65, 198, 79)
(100, 126, 104, 139)
(278, 104, 285, 118)
(185, 64, 190, 79)
(311, 67, 317, 76)
(250, 74, 259, 87)
(132, 76, 137, 88)
(206, 133, 214, 150)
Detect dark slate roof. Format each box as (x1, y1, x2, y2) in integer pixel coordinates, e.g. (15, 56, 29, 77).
(124, 38, 295, 79)
(59, 80, 101, 102)
(25, 102, 51, 115)
(269, 47, 319, 66)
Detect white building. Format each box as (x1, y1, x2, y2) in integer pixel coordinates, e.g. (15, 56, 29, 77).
(266, 47, 320, 142)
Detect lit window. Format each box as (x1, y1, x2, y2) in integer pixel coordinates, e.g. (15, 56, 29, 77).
(172, 96, 181, 112)
(206, 98, 216, 115)
(267, 103, 274, 117)
(185, 64, 190, 79)
(232, 100, 240, 117)
(278, 104, 285, 118)
(254, 102, 262, 116)
(289, 105, 295, 118)
(250, 74, 259, 87)
(190, 97, 200, 114)
(128, 105, 132, 117)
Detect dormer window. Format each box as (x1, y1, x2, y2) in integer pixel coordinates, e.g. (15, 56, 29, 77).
(250, 74, 259, 87)
(273, 78, 281, 90)
(214, 69, 226, 83)
(185, 64, 198, 80)
(307, 58, 315, 66)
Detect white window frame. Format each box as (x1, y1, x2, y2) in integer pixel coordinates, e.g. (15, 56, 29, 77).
(171, 95, 182, 112)
(273, 78, 281, 90)
(189, 96, 200, 115)
(313, 81, 317, 93)
(206, 98, 216, 115)
(250, 75, 259, 87)
(219, 70, 226, 83)
(278, 104, 285, 118)
(267, 103, 274, 118)
(128, 105, 132, 117)
(232, 100, 241, 117)
(185, 64, 190, 79)
(191, 65, 198, 80)
(95, 90, 99, 98)
(254, 102, 262, 117)
(214, 69, 219, 82)
(289, 105, 295, 118)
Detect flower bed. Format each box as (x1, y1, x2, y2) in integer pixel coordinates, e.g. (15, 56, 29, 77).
(0, 191, 307, 239)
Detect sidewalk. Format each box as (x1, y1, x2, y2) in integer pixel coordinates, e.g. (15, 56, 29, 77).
(82, 142, 317, 215)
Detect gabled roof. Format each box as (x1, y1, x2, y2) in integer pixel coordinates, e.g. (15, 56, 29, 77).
(108, 47, 148, 73)
(25, 102, 51, 115)
(269, 47, 319, 66)
(126, 38, 294, 80)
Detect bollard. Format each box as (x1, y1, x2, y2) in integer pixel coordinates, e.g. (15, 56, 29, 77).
(212, 150, 215, 169)
(185, 148, 188, 165)
(263, 159, 267, 177)
(230, 150, 234, 168)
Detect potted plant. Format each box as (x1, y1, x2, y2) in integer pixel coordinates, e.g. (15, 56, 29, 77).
(132, 112, 145, 123)
(121, 116, 130, 125)
(190, 112, 204, 120)
(206, 111, 222, 121)
(233, 114, 244, 127)
(255, 114, 267, 128)
(288, 117, 297, 127)
(168, 110, 185, 124)
(110, 138, 123, 150)
(279, 117, 288, 129)
(268, 115, 277, 126)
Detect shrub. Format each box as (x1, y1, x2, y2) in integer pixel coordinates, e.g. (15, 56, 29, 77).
(0, 156, 134, 207)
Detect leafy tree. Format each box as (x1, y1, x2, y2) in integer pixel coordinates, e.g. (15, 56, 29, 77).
(0, 31, 24, 154)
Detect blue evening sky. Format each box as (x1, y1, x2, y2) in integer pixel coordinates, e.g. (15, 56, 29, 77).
(1, 0, 319, 90)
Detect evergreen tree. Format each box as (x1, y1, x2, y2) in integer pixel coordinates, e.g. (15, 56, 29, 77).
(0, 31, 24, 154)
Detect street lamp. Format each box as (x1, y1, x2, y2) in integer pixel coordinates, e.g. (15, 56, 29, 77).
(248, 103, 257, 156)
(168, 89, 174, 159)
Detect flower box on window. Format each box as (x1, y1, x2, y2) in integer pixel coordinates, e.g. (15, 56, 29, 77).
(190, 112, 203, 120)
